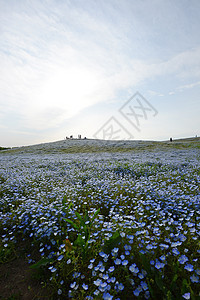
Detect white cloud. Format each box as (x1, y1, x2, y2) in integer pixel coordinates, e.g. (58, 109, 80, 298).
(0, 0, 200, 145)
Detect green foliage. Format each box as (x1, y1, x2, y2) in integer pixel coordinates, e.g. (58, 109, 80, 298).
(0, 242, 17, 263)
(103, 231, 122, 254)
(30, 257, 54, 269)
(64, 207, 100, 259)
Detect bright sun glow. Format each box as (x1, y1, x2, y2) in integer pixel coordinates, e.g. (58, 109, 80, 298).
(37, 67, 99, 118)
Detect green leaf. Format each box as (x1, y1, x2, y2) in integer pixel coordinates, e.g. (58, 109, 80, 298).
(75, 211, 83, 223)
(155, 274, 164, 292)
(62, 195, 67, 206)
(64, 218, 80, 231)
(74, 234, 85, 248)
(103, 230, 122, 254)
(147, 279, 155, 298)
(91, 208, 100, 223)
(139, 253, 152, 274)
(68, 202, 73, 210)
(170, 273, 178, 291)
(30, 257, 54, 269)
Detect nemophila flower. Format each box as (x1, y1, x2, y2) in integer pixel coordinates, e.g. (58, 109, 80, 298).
(49, 266, 57, 273)
(141, 281, 148, 291)
(82, 283, 88, 290)
(117, 282, 124, 291)
(144, 290, 150, 299)
(99, 251, 106, 257)
(122, 259, 128, 266)
(155, 261, 165, 270)
(178, 255, 189, 264)
(190, 274, 199, 283)
(182, 292, 190, 299)
(60, 280, 64, 285)
(99, 282, 108, 292)
(108, 266, 115, 273)
(150, 260, 154, 265)
(67, 259, 71, 264)
(159, 243, 169, 250)
(103, 274, 109, 280)
(94, 290, 100, 296)
(110, 277, 116, 283)
(160, 255, 166, 261)
(146, 244, 153, 250)
(133, 288, 141, 296)
(114, 258, 121, 265)
(103, 292, 113, 300)
(129, 279, 135, 286)
(124, 244, 131, 251)
(73, 272, 81, 278)
(184, 264, 194, 272)
(196, 269, 200, 275)
(58, 289, 62, 295)
(138, 273, 144, 279)
(171, 241, 182, 247)
(68, 290, 73, 298)
(70, 282, 77, 289)
(100, 265, 105, 272)
(172, 248, 180, 255)
(129, 264, 139, 274)
(94, 279, 102, 286)
(88, 263, 93, 269)
(57, 254, 64, 261)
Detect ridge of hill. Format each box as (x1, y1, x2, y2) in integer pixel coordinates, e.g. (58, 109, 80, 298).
(1, 137, 199, 155)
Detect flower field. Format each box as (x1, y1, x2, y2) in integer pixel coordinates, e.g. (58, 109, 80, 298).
(0, 142, 200, 299)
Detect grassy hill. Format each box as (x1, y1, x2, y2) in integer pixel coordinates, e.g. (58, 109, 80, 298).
(1, 137, 199, 155)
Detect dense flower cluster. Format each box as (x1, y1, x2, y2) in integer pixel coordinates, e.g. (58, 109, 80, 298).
(0, 148, 199, 299)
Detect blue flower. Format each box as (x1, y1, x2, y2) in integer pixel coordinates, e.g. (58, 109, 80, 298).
(182, 292, 190, 299)
(82, 283, 88, 290)
(103, 292, 113, 300)
(119, 282, 124, 291)
(57, 254, 64, 261)
(155, 261, 165, 270)
(88, 263, 93, 269)
(133, 288, 141, 296)
(150, 260, 154, 265)
(122, 259, 128, 266)
(172, 248, 180, 255)
(108, 266, 115, 273)
(141, 281, 148, 291)
(129, 264, 139, 274)
(100, 265, 105, 272)
(184, 264, 194, 272)
(58, 289, 62, 295)
(70, 281, 76, 289)
(94, 290, 99, 296)
(114, 258, 121, 265)
(190, 274, 199, 283)
(94, 279, 102, 286)
(178, 255, 188, 264)
(103, 274, 109, 280)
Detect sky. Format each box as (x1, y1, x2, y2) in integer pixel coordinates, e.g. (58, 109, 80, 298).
(0, 0, 200, 147)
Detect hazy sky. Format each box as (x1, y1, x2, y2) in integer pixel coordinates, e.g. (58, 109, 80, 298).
(0, 0, 200, 147)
